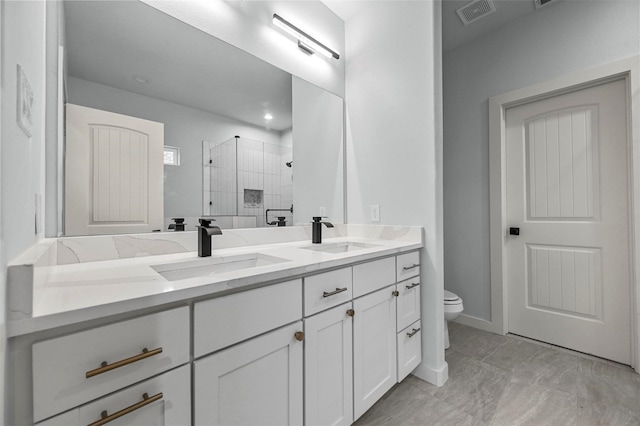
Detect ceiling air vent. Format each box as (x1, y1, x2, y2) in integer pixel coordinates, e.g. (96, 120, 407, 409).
(456, 0, 496, 26)
(534, 0, 556, 9)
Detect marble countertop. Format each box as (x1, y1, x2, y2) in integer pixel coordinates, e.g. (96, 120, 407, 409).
(7, 225, 422, 337)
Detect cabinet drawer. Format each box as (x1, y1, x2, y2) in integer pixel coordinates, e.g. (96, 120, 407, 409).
(194, 279, 302, 357)
(397, 320, 422, 382)
(352, 257, 395, 298)
(32, 307, 189, 422)
(38, 364, 191, 426)
(304, 268, 352, 316)
(396, 251, 420, 281)
(396, 278, 421, 331)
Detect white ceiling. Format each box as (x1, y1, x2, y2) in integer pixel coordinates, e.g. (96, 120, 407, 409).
(324, 0, 541, 53)
(65, 1, 292, 132)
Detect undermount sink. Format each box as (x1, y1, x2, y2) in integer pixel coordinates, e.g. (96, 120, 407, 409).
(152, 253, 289, 281)
(301, 242, 379, 254)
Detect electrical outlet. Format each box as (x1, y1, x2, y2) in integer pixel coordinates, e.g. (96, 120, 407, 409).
(371, 205, 380, 222)
(319, 207, 326, 217)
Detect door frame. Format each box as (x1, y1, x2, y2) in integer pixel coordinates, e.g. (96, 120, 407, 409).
(488, 55, 640, 370)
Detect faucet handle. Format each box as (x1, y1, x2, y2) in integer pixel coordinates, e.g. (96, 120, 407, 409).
(199, 218, 216, 227)
(312, 216, 330, 222)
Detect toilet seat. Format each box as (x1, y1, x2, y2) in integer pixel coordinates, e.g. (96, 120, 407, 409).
(444, 290, 461, 305)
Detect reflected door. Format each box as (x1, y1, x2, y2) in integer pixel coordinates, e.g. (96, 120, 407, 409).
(505, 79, 630, 364)
(65, 104, 164, 236)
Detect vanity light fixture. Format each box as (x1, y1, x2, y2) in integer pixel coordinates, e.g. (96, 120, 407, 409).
(272, 13, 340, 60)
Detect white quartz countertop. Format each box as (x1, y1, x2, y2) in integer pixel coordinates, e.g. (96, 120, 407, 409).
(8, 228, 422, 337)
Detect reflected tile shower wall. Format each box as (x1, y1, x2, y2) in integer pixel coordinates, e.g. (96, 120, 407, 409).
(203, 137, 292, 227)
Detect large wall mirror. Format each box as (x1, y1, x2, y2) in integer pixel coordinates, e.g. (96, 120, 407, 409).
(57, 0, 344, 236)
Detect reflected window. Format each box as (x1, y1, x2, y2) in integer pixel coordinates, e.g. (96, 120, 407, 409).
(164, 146, 180, 166)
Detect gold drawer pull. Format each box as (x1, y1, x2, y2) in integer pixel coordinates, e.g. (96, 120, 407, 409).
(392, 290, 400, 297)
(346, 309, 355, 317)
(407, 328, 421, 338)
(402, 264, 420, 271)
(405, 282, 420, 290)
(323, 287, 348, 298)
(295, 331, 305, 341)
(88, 392, 163, 426)
(86, 347, 163, 378)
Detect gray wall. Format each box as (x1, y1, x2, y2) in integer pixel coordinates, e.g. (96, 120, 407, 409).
(67, 77, 284, 221)
(443, 0, 640, 321)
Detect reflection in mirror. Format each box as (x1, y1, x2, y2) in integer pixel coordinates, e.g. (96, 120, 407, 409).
(60, 0, 344, 236)
(60, 0, 314, 236)
(202, 136, 293, 229)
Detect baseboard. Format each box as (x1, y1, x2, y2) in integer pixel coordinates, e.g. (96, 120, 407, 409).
(455, 313, 504, 335)
(411, 361, 448, 387)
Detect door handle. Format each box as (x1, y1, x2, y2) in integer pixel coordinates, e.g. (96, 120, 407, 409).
(509, 227, 520, 236)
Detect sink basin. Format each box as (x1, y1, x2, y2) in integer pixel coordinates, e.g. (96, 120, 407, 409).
(301, 242, 379, 254)
(151, 253, 289, 281)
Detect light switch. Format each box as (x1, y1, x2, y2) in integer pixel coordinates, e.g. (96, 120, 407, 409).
(370, 205, 380, 222)
(319, 206, 326, 216)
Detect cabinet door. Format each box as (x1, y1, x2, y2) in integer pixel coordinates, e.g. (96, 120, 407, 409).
(38, 365, 190, 426)
(305, 303, 353, 426)
(353, 287, 397, 420)
(194, 322, 304, 426)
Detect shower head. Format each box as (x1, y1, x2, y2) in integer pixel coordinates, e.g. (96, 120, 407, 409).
(286, 161, 293, 168)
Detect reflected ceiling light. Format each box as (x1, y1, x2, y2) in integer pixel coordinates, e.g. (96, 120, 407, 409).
(272, 13, 340, 60)
(264, 113, 273, 120)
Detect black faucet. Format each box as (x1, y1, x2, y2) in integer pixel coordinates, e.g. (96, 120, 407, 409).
(312, 216, 334, 244)
(168, 218, 186, 231)
(198, 218, 222, 257)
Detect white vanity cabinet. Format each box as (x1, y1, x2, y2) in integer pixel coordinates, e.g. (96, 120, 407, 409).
(14, 246, 423, 426)
(38, 364, 190, 426)
(353, 286, 398, 419)
(395, 263, 422, 382)
(193, 279, 304, 426)
(194, 322, 304, 426)
(304, 302, 354, 426)
(32, 306, 190, 423)
(302, 252, 422, 423)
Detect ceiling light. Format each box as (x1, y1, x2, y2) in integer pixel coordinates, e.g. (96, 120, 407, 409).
(272, 13, 340, 60)
(264, 113, 273, 120)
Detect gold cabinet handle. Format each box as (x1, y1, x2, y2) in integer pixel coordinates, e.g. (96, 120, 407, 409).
(295, 331, 305, 341)
(405, 282, 420, 290)
(88, 392, 163, 426)
(392, 290, 400, 297)
(407, 328, 421, 338)
(346, 309, 355, 317)
(402, 263, 420, 271)
(323, 287, 348, 298)
(86, 347, 163, 378)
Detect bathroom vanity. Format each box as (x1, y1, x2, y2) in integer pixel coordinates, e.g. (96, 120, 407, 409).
(7, 225, 422, 425)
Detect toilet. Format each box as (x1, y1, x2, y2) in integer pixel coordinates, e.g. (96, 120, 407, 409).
(444, 290, 464, 349)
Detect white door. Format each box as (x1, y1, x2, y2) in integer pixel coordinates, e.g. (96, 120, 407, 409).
(353, 287, 397, 420)
(194, 322, 304, 426)
(304, 303, 353, 426)
(65, 104, 164, 236)
(506, 79, 630, 364)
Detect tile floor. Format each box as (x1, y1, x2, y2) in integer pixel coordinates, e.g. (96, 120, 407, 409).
(354, 322, 640, 425)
